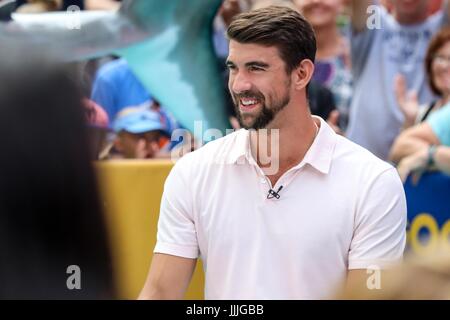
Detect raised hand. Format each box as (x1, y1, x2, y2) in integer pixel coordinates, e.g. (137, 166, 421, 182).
(394, 74, 419, 128)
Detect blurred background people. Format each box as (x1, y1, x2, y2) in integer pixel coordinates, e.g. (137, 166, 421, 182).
(15, 0, 62, 13)
(428, 0, 445, 15)
(91, 58, 154, 121)
(109, 106, 171, 160)
(380, 0, 444, 16)
(390, 103, 450, 182)
(84, 98, 109, 128)
(347, 0, 450, 160)
(214, 0, 244, 64)
(83, 98, 112, 160)
(395, 27, 450, 130)
(90, 58, 180, 133)
(308, 81, 339, 126)
(294, 0, 352, 131)
(0, 47, 115, 299)
(14, 0, 83, 11)
(84, 0, 121, 11)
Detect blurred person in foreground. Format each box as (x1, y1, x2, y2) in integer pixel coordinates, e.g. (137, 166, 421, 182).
(0, 47, 115, 299)
(337, 248, 450, 299)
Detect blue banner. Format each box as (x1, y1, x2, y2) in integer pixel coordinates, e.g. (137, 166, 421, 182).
(404, 171, 450, 255)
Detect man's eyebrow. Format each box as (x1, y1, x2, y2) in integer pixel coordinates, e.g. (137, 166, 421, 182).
(245, 61, 269, 68)
(225, 60, 270, 68)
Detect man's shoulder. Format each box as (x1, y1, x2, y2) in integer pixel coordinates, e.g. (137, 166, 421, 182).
(332, 136, 405, 204)
(334, 135, 394, 174)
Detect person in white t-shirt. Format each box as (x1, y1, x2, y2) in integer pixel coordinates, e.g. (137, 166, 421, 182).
(138, 6, 407, 300)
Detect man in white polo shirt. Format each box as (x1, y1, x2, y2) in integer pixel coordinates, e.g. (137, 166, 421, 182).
(139, 6, 407, 300)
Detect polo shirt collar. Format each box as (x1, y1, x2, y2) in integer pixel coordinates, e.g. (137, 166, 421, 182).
(230, 116, 337, 175)
(228, 128, 250, 165)
(296, 116, 337, 174)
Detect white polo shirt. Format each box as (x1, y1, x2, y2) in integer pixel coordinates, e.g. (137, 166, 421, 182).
(154, 117, 407, 300)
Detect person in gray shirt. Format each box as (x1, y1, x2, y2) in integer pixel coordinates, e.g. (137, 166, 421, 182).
(348, 0, 450, 160)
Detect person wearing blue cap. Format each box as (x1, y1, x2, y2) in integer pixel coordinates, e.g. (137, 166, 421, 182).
(111, 107, 170, 159)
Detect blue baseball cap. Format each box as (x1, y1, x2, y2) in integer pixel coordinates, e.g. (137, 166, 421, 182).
(112, 107, 169, 135)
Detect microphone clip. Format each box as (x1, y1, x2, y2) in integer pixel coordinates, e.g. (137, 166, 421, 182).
(267, 186, 283, 200)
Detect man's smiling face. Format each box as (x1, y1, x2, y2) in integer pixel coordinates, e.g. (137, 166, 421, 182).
(226, 41, 292, 129)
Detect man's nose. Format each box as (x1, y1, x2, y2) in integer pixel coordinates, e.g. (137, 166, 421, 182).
(230, 71, 252, 94)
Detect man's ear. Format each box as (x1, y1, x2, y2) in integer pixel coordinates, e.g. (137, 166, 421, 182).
(292, 59, 315, 91)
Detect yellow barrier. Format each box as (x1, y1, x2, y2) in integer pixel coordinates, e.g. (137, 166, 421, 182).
(96, 160, 205, 299)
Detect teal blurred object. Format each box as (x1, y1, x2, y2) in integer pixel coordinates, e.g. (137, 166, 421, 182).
(116, 0, 229, 141)
(0, 0, 230, 141)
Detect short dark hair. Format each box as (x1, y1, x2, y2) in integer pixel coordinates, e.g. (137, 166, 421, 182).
(227, 6, 317, 73)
